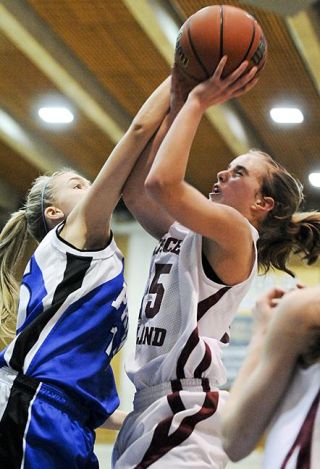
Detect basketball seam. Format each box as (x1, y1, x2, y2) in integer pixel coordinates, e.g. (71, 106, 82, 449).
(187, 20, 210, 79)
(237, 18, 256, 69)
(176, 68, 202, 82)
(219, 5, 224, 61)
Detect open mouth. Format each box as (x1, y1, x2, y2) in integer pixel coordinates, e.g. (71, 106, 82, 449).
(209, 184, 221, 201)
(211, 184, 221, 194)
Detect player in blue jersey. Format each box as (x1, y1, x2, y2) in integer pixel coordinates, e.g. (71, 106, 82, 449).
(112, 59, 320, 468)
(0, 77, 171, 468)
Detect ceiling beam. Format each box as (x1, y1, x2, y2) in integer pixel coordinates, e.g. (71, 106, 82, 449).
(239, 0, 318, 16)
(0, 176, 20, 211)
(286, 9, 320, 96)
(123, 0, 261, 155)
(0, 0, 130, 144)
(0, 109, 73, 173)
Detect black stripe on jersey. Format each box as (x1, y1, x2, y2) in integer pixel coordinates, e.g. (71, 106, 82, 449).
(10, 253, 92, 372)
(197, 286, 230, 321)
(194, 341, 212, 378)
(281, 388, 320, 469)
(0, 374, 39, 468)
(135, 391, 219, 468)
(176, 328, 199, 379)
(177, 287, 231, 379)
(170, 379, 183, 393)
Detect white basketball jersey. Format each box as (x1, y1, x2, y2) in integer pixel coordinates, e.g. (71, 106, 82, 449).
(263, 362, 320, 469)
(126, 222, 258, 390)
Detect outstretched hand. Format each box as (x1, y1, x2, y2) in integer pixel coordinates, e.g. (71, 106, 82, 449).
(252, 287, 286, 336)
(252, 281, 305, 336)
(188, 56, 258, 110)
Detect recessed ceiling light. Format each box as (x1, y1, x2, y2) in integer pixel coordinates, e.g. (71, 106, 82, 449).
(38, 107, 74, 124)
(309, 172, 320, 188)
(270, 107, 304, 124)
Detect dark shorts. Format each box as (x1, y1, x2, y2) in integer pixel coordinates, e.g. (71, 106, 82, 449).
(0, 367, 98, 469)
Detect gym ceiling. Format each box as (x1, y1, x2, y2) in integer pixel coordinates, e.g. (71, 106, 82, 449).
(0, 0, 319, 227)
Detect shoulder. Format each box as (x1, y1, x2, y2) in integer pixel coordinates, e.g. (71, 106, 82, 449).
(38, 224, 123, 262)
(278, 286, 320, 327)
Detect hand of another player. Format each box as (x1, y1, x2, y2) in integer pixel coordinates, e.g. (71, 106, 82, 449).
(188, 56, 258, 110)
(170, 62, 198, 110)
(252, 287, 286, 336)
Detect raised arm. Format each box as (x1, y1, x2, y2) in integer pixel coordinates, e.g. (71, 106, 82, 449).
(61, 77, 171, 249)
(122, 66, 194, 239)
(144, 59, 259, 284)
(145, 59, 257, 246)
(122, 112, 176, 239)
(221, 285, 320, 462)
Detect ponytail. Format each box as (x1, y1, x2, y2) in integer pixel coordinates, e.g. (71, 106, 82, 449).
(0, 210, 30, 343)
(291, 212, 320, 265)
(258, 211, 320, 276)
(0, 168, 74, 345)
(249, 150, 320, 276)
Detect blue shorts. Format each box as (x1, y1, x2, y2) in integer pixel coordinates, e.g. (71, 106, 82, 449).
(0, 367, 98, 469)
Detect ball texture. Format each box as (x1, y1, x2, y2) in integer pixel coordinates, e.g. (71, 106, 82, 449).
(174, 5, 267, 82)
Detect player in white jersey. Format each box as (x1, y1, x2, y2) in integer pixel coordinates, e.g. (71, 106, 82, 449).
(222, 285, 320, 469)
(0, 77, 171, 468)
(113, 58, 320, 467)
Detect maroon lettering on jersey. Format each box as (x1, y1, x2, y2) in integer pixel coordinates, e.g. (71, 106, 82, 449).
(136, 326, 167, 347)
(153, 237, 182, 256)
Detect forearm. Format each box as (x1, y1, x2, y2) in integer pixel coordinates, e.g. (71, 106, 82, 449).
(130, 77, 171, 138)
(146, 95, 204, 191)
(99, 409, 127, 431)
(222, 333, 296, 461)
(145, 57, 256, 194)
(102, 76, 171, 195)
(73, 78, 171, 233)
(222, 294, 310, 461)
(123, 112, 176, 238)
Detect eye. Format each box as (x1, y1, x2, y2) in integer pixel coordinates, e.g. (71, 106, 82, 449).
(73, 184, 82, 189)
(234, 169, 243, 176)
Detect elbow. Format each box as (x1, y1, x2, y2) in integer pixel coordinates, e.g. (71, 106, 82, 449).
(144, 174, 173, 205)
(221, 418, 251, 462)
(129, 118, 156, 141)
(222, 439, 247, 463)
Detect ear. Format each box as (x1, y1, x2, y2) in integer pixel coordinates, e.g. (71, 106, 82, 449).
(252, 196, 275, 214)
(44, 205, 65, 223)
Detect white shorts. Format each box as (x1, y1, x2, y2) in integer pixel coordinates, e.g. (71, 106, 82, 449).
(112, 378, 229, 468)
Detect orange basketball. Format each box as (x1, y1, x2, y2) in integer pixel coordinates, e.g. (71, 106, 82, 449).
(174, 5, 267, 82)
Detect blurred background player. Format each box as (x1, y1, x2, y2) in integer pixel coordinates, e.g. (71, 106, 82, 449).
(222, 285, 320, 468)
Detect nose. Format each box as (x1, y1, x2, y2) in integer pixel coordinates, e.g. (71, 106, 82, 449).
(217, 169, 228, 182)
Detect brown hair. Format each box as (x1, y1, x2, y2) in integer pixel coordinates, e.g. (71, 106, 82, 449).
(252, 150, 320, 276)
(0, 169, 73, 344)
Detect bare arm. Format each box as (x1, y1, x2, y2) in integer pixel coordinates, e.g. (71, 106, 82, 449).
(99, 409, 127, 431)
(122, 112, 176, 239)
(145, 58, 259, 282)
(122, 66, 193, 239)
(61, 77, 171, 249)
(222, 285, 320, 462)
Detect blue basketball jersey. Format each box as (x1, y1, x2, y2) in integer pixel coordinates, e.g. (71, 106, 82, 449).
(0, 224, 128, 427)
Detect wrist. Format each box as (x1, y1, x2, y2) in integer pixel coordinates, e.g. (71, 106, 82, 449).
(185, 93, 206, 115)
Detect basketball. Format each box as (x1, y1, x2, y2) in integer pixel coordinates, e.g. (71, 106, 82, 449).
(174, 5, 267, 82)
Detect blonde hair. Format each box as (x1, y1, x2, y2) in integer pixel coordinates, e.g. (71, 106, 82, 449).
(252, 150, 320, 276)
(0, 169, 73, 344)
